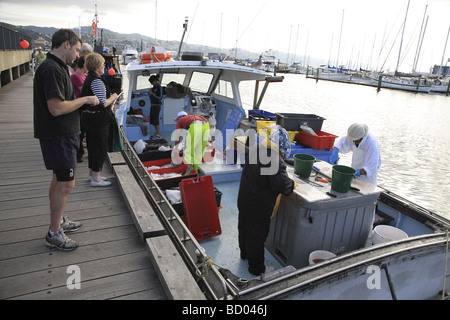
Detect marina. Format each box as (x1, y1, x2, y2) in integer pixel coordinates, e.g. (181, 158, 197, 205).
(1, 56, 450, 300)
(1, 0, 450, 300)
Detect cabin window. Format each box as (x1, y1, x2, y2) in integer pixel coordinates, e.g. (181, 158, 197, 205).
(215, 80, 234, 99)
(238, 81, 255, 108)
(161, 74, 186, 87)
(136, 75, 151, 91)
(189, 71, 214, 93)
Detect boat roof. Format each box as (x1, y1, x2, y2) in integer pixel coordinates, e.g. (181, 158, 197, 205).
(125, 60, 269, 81)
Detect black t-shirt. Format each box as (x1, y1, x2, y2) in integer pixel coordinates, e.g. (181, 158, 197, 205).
(33, 53, 80, 139)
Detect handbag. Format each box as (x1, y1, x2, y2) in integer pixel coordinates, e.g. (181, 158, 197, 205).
(108, 120, 123, 152)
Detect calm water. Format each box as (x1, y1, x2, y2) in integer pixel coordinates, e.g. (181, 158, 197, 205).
(120, 67, 450, 220)
(250, 74, 450, 220)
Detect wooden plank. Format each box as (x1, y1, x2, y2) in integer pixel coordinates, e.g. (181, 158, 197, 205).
(8, 269, 166, 300)
(146, 235, 206, 300)
(113, 164, 166, 240)
(0, 73, 167, 300)
(1, 251, 163, 299)
(107, 151, 127, 166)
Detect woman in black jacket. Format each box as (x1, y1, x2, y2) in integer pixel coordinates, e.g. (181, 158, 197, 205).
(81, 53, 118, 187)
(237, 127, 296, 275)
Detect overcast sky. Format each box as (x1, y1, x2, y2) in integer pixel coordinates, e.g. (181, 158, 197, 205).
(1, 0, 449, 73)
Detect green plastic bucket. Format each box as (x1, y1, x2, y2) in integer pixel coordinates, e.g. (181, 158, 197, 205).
(331, 165, 356, 193)
(294, 153, 316, 178)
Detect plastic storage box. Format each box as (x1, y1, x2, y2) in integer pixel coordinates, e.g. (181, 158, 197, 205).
(288, 145, 333, 163)
(132, 138, 172, 162)
(256, 120, 276, 138)
(180, 175, 222, 241)
(295, 130, 338, 150)
(266, 184, 381, 268)
(248, 109, 277, 121)
(143, 159, 198, 190)
(276, 113, 325, 131)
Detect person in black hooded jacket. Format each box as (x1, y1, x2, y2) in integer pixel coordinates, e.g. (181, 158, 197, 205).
(237, 127, 296, 276)
(80, 53, 118, 187)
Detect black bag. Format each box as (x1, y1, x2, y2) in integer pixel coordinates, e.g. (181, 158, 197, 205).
(108, 121, 123, 152)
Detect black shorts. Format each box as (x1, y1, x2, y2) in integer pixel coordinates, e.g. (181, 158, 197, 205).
(39, 136, 79, 181)
(150, 103, 161, 126)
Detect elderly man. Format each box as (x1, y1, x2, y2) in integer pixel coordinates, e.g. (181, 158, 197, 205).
(329, 123, 381, 185)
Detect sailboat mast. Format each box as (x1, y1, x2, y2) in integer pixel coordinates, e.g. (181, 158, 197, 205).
(395, 0, 410, 74)
(438, 26, 450, 77)
(336, 9, 344, 73)
(412, 5, 428, 73)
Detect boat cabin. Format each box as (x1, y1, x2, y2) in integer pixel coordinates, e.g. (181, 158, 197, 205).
(116, 60, 281, 149)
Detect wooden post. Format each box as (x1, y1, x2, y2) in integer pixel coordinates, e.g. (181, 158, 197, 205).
(377, 74, 383, 92)
(316, 68, 319, 83)
(446, 80, 450, 96)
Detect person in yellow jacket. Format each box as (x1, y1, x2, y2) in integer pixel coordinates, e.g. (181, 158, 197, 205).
(237, 126, 296, 276)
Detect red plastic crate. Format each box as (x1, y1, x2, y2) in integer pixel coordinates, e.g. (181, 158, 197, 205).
(142, 158, 172, 169)
(145, 159, 198, 190)
(295, 130, 338, 150)
(179, 175, 222, 241)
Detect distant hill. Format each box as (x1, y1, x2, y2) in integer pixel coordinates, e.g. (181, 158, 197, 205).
(1, 21, 260, 60)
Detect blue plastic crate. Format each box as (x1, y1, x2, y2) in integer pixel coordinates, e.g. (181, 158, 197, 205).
(288, 145, 333, 163)
(248, 109, 277, 121)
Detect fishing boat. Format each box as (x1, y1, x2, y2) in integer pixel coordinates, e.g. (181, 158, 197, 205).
(113, 59, 450, 300)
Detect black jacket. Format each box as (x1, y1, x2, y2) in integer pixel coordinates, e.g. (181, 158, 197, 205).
(237, 142, 295, 218)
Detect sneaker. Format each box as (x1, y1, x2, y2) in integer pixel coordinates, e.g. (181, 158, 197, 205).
(46, 229, 79, 251)
(91, 179, 112, 187)
(61, 216, 82, 233)
(87, 175, 108, 181)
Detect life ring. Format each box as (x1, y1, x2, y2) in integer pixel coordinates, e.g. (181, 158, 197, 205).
(140, 51, 173, 63)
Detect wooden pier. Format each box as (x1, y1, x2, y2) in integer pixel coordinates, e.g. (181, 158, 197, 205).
(0, 73, 167, 299)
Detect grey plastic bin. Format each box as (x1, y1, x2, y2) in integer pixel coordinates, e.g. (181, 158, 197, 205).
(275, 113, 325, 131)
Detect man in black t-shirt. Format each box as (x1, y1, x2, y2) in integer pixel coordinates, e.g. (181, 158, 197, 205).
(33, 29, 99, 251)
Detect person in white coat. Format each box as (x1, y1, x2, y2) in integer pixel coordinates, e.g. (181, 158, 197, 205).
(329, 123, 381, 185)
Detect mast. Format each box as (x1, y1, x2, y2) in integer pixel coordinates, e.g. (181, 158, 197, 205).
(395, 0, 410, 74)
(438, 26, 450, 77)
(177, 16, 188, 60)
(286, 25, 292, 64)
(336, 9, 344, 73)
(412, 5, 428, 73)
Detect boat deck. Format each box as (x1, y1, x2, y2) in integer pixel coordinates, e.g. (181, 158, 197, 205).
(198, 163, 284, 280)
(0, 73, 166, 300)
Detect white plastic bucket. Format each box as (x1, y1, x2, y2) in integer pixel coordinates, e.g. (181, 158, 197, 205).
(308, 250, 336, 265)
(372, 225, 408, 245)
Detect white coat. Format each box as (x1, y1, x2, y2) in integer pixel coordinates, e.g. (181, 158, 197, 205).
(334, 133, 381, 185)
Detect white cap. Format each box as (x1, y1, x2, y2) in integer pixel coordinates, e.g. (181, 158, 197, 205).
(347, 123, 369, 141)
(174, 111, 188, 121)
